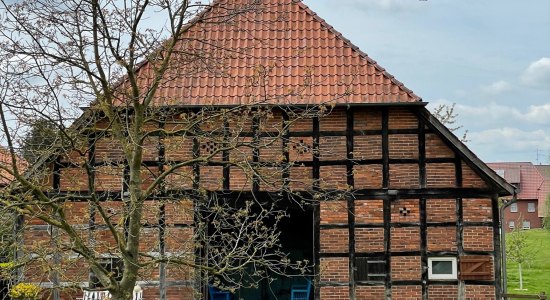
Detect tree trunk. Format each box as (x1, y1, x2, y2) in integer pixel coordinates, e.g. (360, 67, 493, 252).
(519, 262, 523, 290)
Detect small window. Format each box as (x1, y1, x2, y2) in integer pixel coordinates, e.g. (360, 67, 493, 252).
(522, 221, 531, 230)
(355, 257, 386, 281)
(508, 221, 515, 229)
(428, 257, 457, 280)
(528, 202, 536, 213)
(510, 203, 518, 213)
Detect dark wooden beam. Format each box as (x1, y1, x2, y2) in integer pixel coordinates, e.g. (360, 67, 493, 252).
(420, 197, 428, 300)
(158, 119, 167, 300)
(222, 118, 230, 191)
(492, 193, 502, 299)
(313, 115, 321, 300)
(346, 108, 356, 299)
(252, 111, 260, 192)
(382, 109, 389, 188)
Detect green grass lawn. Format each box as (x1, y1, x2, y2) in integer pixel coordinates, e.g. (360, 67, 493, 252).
(505, 229, 550, 295)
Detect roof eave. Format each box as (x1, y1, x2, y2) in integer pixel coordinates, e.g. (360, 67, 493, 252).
(417, 107, 516, 196)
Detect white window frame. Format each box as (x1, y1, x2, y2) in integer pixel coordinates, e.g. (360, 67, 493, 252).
(428, 257, 457, 280)
(522, 220, 531, 230)
(510, 203, 518, 213)
(508, 221, 515, 229)
(527, 202, 536, 213)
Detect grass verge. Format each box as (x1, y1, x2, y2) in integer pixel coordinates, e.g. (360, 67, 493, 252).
(505, 228, 550, 295)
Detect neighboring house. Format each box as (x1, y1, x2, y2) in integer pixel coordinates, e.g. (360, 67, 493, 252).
(0, 146, 27, 299)
(535, 165, 550, 225)
(19, 0, 515, 300)
(0, 146, 17, 188)
(487, 162, 549, 231)
(0, 145, 28, 189)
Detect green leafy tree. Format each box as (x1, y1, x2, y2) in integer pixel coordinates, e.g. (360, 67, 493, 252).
(543, 195, 550, 230)
(20, 118, 61, 164)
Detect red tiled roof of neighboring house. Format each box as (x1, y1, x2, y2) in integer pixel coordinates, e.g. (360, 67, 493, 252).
(487, 162, 543, 200)
(1, 146, 15, 186)
(0, 146, 26, 187)
(127, 0, 421, 106)
(535, 165, 550, 217)
(487, 162, 545, 217)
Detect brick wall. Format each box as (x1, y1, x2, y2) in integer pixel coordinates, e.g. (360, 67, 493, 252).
(355, 286, 384, 299)
(463, 227, 494, 251)
(463, 198, 492, 222)
(24, 106, 500, 299)
(389, 164, 420, 188)
(391, 227, 420, 252)
(389, 134, 418, 159)
(391, 285, 422, 299)
(427, 199, 456, 222)
(355, 228, 384, 252)
(320, 257, 349, 283)
(465, 285, 495, 300)
(428, 285, 458, 300)
(427, 227, 457, 251)
(320, 228, 348, 253)
(320, 286, 350, 300)
(391, 256, 421, 280)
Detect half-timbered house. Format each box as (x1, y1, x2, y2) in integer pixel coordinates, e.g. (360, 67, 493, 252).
(20, 0, 515, 299)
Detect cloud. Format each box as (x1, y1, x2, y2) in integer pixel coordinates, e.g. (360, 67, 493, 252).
(469, 128, 550, 161)
(427, 100, 550, 162)
(521, 57, 550, 89)
(480, 80, 512, 95)
(524, 103, 550, 124)
(429, 101, 550, 128)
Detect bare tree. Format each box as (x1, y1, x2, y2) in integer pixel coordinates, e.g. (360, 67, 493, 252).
(0, 1, 340, 299)
(506, 219, 535, 291)
(432, 103, 469, 142)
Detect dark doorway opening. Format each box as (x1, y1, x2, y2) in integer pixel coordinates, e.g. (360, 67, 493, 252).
(235, 205, 314, 300)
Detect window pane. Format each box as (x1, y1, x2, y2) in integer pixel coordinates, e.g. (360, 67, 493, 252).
(432, 260, 453, 274)
(528, 202, 535, 212)
(510, 203, 518, 212)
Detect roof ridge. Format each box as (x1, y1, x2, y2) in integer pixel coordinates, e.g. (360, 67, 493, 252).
(292, 0, 420, 101)
(113, 0, 423, 105)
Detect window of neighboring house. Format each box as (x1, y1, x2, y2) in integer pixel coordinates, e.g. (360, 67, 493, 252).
(528, 202, 536, 213)
(428, 257, 457, 280)
(522, 221, 531, 230)
(510, 203, 518, 213)
(90, 257, 123, 288)
(509, 221, 515, 229)
(355, 257, 386, 281)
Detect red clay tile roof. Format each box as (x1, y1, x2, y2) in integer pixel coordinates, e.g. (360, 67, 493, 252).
(132, 0, 421, 106)
(487, 162, 543, 201)
(0, 146, 25, 187)
(0, 147, 12, 186)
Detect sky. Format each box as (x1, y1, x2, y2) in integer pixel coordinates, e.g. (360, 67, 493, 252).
(1, 0, 548, 164)
(303, 0, 550, 164)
